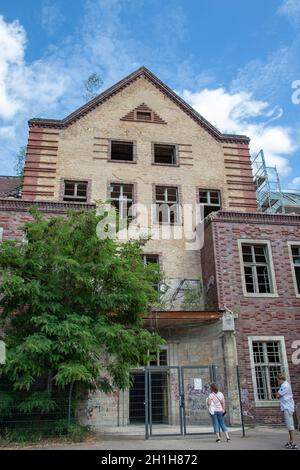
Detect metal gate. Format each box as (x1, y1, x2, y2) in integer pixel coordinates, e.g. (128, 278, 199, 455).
(145, 365, 216, 438)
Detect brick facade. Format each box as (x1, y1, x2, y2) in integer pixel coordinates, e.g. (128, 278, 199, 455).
(19, 68, 256, 285)
(1, 67, 299, 427)
(0, 199, 95, 242)
(203, 211, 300, 424)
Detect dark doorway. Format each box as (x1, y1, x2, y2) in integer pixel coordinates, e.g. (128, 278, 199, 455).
(129, 373, 145, 423)
(129, 371, 169, 424)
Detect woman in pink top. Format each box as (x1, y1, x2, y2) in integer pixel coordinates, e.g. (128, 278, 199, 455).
(207, 383, 230, 442)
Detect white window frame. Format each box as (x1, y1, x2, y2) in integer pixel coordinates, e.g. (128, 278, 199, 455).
(287, 241, 300, 298)
(238, 239, 278, 298)
(148, 345, 168, 366)
(109, 183, 134, 220)
(248, 336, 289, 407)
(0, 227, 3, 243)
(63, 180, 88, 202)
(199, 189, 221, 218)
(155, 186, 181, 224)
(130, 345, 168, 371)
(199, 190, 221, 207)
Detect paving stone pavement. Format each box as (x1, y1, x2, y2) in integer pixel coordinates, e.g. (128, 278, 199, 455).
(4, 427, 299, 451)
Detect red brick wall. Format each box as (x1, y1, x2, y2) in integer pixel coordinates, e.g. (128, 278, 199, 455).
(2, 203, 300, 425)
(223, 143, 257, 212)
(0, 200, 96, 241)
(204, 211, 300, 424)
(22, 126, 60, 200)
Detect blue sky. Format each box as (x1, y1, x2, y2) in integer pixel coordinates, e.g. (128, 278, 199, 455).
(0, 0, 300, 189)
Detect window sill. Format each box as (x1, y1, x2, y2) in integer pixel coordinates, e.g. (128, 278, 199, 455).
(254, 401, 279, 408)
(62, 199, 88, 204)
(242, 293, 279, 298)
(152, 222, 184, 227)
(151, 162, 180, 167)
(108, 159, 137, 164)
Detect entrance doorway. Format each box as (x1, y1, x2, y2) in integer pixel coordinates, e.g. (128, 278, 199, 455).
(129, 371, 169, 424)
(145, 365, 217, 438)
(129, 373, 145, 423)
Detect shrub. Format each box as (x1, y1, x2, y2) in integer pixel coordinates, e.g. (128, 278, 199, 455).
(67, 422, 90, 442)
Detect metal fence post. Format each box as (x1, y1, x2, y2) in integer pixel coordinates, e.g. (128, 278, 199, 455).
(68, 381, 74, 428)
(236, 365, 246, 437)
(144, 368, 149, 440)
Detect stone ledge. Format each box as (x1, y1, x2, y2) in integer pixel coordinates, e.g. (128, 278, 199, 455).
(207, 210, 300, 226)
(0, 198, 96, 213)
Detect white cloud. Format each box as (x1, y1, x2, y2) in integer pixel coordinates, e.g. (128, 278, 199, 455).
(0, 16, 26, 119)
(232, 40, 300, 104)
(0, 15, 73, 174)
(0, 15, 67, 121)
(0, 0, 146, 174)
(278, 0, 300, 26)
(181, 88, 296, 176)
(0, 126, 16, 139)
(289, 176, 300, 189)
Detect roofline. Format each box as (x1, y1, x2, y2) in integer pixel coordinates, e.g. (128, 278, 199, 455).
(0, 175, 21, 178)
(28, 66, 250, 144)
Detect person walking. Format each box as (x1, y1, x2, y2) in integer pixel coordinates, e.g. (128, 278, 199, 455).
(207, 383, 230, 442)
(276, 374, 298, 450)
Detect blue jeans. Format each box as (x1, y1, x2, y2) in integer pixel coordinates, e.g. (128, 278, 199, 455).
(211, 412, 227, 434)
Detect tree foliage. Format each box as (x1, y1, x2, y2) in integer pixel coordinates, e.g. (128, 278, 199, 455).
(14, 146, 26, 178)
(83, 73, 103, 101)
(0, 208, 163, 401)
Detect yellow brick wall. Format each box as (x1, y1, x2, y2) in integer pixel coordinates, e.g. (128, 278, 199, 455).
(31, 76, 251, 280)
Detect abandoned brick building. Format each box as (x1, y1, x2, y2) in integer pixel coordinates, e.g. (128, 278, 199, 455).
(0, 67, 299, 433)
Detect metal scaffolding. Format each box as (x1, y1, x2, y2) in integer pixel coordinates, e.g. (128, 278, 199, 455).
(252, 150, 285, 214)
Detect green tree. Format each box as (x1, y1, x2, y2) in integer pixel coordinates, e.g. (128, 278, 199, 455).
(14, 146, 26, 178)
(83, 73, 103, 101)
(0, 207, 163, 408)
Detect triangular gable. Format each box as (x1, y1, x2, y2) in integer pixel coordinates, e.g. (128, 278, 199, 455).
(28, 66, 249, 144)
(120, 103, 166, 124)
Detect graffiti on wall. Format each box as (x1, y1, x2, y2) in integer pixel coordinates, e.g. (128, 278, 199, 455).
(85, 397, 102, 420)
(240, 388, 255, 420)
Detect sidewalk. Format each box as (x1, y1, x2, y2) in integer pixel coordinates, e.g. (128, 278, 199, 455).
(10, 427, 299, 451)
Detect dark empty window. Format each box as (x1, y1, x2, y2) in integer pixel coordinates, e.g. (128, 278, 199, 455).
(291, 245, 300, 294)
(252, 341, 282, 400)
(199, 190, 221, 218)
(63, 181, 87, 202)
(143, 254, 159, 265)
(155, 186, 180, 224)
(154, 144, 176, 165)
(142, 254, 160, 292)
(110, 183, 134, 219)
(242, 244, 273, 294)
(111, 141, 134, 161)
(136, 111, 152, 121)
